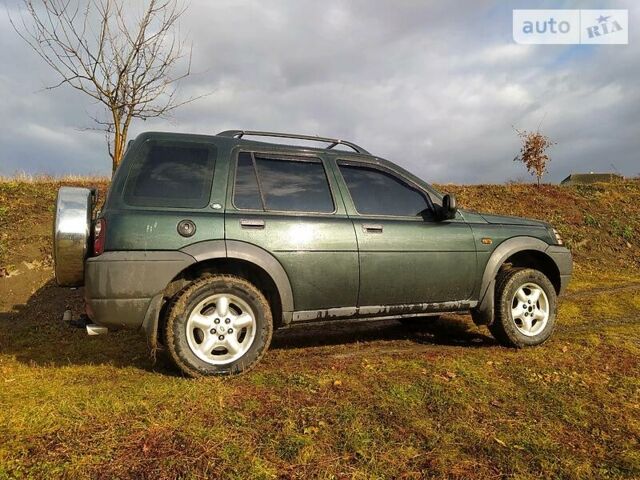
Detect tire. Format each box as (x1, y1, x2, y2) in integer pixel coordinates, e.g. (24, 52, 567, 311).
(489, 267, 557, 348)
(164, 275, 273, 377)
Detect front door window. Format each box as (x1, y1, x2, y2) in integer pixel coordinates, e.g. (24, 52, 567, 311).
(339, 164, 432, 217)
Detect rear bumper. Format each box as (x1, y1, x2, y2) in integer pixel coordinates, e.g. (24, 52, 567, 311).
(545, 245, 573, 295)
(84, 251, 194, 330)
(84, 297, 153, 330)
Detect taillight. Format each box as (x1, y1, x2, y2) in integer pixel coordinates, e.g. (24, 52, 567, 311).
(93, 218, 106, 256)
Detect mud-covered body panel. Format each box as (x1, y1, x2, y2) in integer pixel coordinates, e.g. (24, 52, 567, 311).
(84, 251, 195, 329)
(80, 131, 572, 336)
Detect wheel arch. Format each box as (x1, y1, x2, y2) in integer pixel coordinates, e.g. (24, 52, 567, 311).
(500, 250, 561, 294)
(472, 236, 561, 326)
(170, 240, 294, 324)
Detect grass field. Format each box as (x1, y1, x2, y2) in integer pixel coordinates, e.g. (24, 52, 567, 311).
(0, 179, 639, 479)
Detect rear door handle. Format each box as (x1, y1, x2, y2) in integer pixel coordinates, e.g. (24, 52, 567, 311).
(362, 223, 383, 233)
(240, 219, 265, 229)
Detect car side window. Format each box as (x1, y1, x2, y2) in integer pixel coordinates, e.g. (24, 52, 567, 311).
(338, 163, 431, 217)
(233, 152, 335, 213)
(234, 152, 263, 210)
(124, 141, 216, 208)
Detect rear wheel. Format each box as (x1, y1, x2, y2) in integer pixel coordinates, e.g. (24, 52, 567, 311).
(164, 275, 273, 377)
(489, 267, 557, 347)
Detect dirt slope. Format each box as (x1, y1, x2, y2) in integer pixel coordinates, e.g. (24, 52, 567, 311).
(1, 179, 638, 275)
(440, 181, 640, 274)
(0, 178, 639, 479)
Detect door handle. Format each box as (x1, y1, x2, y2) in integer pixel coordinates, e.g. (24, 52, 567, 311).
(362, 223, 383, 233)
(240, 219, 265, 229)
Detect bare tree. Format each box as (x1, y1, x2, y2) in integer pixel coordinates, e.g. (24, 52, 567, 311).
(513, 128, 555, 187)
(11, 0, 196, 173)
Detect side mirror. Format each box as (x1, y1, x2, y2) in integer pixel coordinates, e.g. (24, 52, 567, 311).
(441, 193, 457, 220)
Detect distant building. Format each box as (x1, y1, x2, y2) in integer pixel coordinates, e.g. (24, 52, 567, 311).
(561, 172, 624, 185)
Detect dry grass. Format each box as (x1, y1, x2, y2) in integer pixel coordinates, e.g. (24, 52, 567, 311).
(0, 173, 110, 183)
(0, 179, 639, 479)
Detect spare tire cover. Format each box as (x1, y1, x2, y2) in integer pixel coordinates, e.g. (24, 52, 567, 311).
(53, 187, 93, 286)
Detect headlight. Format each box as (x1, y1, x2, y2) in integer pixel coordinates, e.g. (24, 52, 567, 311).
(551, 228, 563, 245)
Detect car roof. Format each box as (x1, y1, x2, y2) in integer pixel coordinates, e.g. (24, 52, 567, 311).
(134, 130, 373, 159)
(132, 130, 443, 201)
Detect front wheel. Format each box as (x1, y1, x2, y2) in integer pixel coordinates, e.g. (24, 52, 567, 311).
(164, 275, 273, 377)
(489, 268, 557, 348)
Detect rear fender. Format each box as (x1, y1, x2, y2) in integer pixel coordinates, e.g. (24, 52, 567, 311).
(142, 240, 295, 356)
(180, 240, 294, 318)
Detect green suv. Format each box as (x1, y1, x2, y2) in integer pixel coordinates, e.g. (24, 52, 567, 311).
(53, 130, 572, 376)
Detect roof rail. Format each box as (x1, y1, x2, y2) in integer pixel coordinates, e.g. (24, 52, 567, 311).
(217, 130, 370, 155)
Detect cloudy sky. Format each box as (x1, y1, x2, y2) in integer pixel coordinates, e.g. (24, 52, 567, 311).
(0, 0, 638, 183)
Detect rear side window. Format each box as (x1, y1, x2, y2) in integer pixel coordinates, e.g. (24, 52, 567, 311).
(339, 163, 430, 216)
(124, 142, 216, 208)
(234, 152, 263, 210)
(233, 153, 334, 213)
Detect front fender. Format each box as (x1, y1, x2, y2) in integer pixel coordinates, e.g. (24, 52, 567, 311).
(472, 236, 553, 326)
(479, 236, 551, 302)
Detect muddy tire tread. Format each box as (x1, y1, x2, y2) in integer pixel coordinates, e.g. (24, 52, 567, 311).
(489, 267, 557, 348)
(164, 274, 272, 377)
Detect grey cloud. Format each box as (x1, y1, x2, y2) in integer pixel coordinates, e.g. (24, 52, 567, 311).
(0, 0, 638, 182)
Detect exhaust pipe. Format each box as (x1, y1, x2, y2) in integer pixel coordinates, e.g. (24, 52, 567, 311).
(86, 324, 108, 336)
